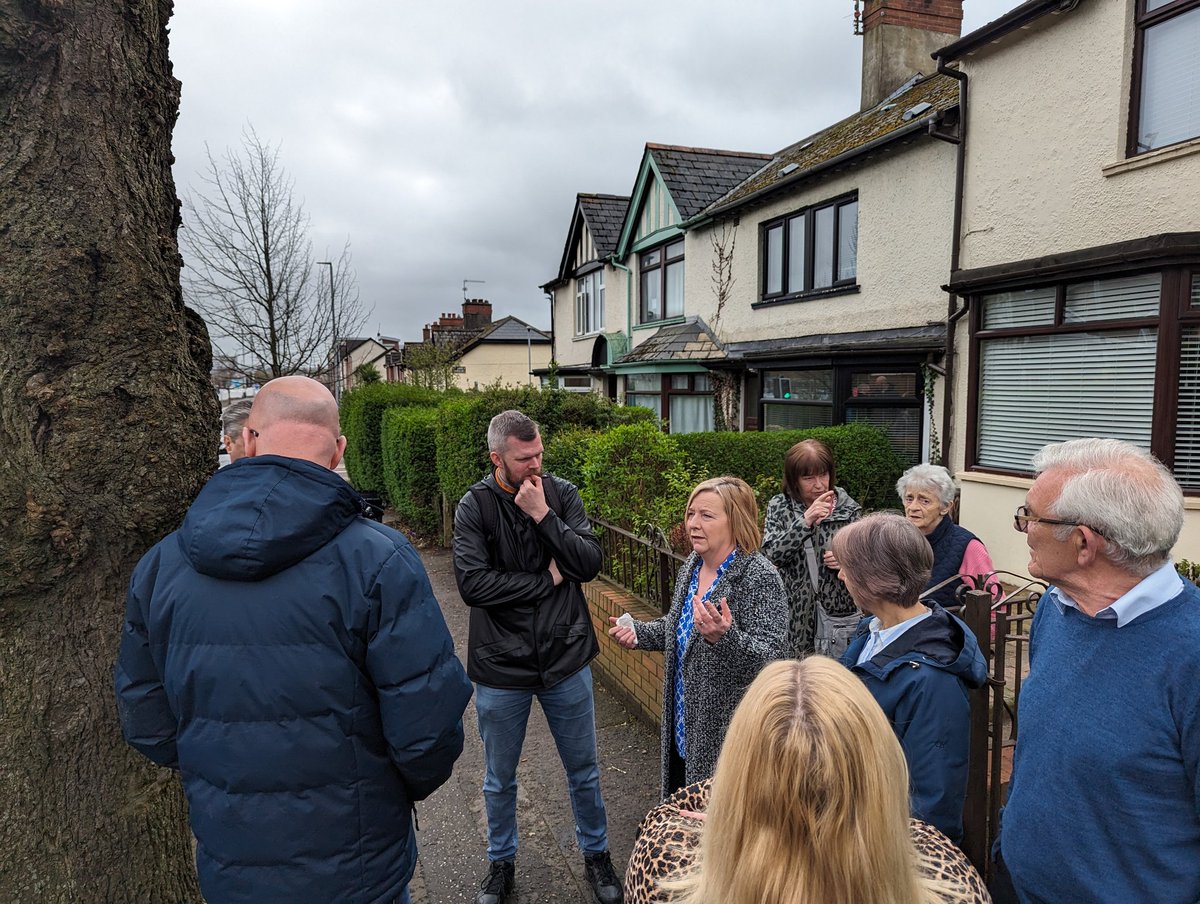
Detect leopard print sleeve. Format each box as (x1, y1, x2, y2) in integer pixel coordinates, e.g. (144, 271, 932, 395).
(624, 780, 711, 903)
(910, 819, 992, 903)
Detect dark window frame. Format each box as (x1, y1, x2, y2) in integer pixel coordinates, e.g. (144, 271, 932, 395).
(1127, 0, 1200, 157)
(965, 265, 1200, 490)
(638, 239, 685, 325)
(624, 372, 713, 430)
(758, 192, 859, 305)
(757, 359, 923, 463)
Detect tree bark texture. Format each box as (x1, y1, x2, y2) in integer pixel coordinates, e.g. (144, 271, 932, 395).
(0, 2, 213, 900)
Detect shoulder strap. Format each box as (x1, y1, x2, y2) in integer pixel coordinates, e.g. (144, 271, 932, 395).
(541, 473, 563, 518)
(469, 483, 498, 538)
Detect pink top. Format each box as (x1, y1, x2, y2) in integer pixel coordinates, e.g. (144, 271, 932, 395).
(960, 539, 1002, 598)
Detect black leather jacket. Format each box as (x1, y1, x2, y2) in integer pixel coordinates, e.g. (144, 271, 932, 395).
(452, 472, 602, 689)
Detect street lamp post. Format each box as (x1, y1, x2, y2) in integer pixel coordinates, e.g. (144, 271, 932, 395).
(526, 326, 533, 386)
(317, 261, 337, 402)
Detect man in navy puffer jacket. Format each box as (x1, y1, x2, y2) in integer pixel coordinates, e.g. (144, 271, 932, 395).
(115, 376, 472, 904)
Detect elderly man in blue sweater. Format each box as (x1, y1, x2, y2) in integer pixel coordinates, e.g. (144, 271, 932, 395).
(997, 438, 1200, 903)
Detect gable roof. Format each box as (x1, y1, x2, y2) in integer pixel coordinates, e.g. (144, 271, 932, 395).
(459, 315, 550, 354)
(615, 143, 773, 257)
(542, 193, 630, 290)
(698, 73, 960, 221)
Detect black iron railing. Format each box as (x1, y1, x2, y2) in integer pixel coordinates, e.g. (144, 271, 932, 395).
(591, 517, 686, 615)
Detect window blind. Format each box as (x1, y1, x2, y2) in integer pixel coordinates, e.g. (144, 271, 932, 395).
(977, 329, 1157, 470)
(981, 286, 1056, 329)
(1138, 6, 1200, 151)
(1064, 273, 1160, 322)
(1176, 325, 1200, 486)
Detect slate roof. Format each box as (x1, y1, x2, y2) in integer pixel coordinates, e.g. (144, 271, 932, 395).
(648, 144, 774, 221)
(578, 194, 628, 259)
(462, 316, 550, 350)
(614, 317, 726, 365)
(701, 74, 960, 219)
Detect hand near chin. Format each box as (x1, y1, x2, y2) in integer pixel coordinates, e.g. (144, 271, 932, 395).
(514, 474, 550, 522)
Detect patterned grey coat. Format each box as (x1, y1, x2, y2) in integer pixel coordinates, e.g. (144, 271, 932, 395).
(632, 549, 788, 799)
(761, 488, 862, 658)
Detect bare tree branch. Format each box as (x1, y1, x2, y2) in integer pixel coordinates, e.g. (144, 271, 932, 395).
(180, 125, 368, 379)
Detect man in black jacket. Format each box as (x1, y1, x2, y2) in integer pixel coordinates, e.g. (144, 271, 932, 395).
(453, 410, 622, 904)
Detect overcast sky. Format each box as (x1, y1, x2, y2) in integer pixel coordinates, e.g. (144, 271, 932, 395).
(169, 0, 1016, 343)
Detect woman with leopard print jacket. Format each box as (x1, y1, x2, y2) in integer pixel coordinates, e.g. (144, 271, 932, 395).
(624, 658, 990, 904)
(761, 439, 862, 658)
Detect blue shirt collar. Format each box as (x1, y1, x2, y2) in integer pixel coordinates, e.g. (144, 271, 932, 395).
(1047, 560, 1184, 627)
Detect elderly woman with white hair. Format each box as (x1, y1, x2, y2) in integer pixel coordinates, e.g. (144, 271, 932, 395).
(896, 463, 999, 606)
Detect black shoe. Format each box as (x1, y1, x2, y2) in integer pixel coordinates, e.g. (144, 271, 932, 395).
(583, 851, 623, 904)
(476, 859, 515, 904)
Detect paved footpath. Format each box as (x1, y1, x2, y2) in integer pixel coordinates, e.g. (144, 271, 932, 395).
(408, 546, 662, 903)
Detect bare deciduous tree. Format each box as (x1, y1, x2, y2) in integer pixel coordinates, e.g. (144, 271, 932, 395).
(402, 340, 462, 391)
(181, 127, 367, 379)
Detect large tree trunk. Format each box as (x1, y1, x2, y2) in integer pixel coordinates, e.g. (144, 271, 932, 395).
(0, 1, 213, 900)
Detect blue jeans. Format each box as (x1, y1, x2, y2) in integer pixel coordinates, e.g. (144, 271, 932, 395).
(474, 665, 609, 862)
(395, 888, 411, 904)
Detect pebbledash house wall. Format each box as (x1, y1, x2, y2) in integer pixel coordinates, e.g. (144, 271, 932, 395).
(942, 0, 1200, 574)
(583, 578, 664, 730)
(453, 340, 551, 391)
(552, 262, 630, 380)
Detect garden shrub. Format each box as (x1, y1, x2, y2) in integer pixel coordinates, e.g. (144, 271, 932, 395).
(580, 421, 696, 540)
(381, 406, 441, 537)
(434, 387, 654, 505)
(673, 424, 905, 512)
(543, 426, 597, 491)
(340, 383, 442, 491)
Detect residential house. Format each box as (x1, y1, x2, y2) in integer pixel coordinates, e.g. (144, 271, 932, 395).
(400, 299, 551, 390)
(933, 0, 1200, 570)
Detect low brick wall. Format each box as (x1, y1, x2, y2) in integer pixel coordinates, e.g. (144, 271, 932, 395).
(584, 577, 664, 732)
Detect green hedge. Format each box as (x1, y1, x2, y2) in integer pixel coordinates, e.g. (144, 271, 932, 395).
(542, 426, 597, 492)
(580, 421, 696, 541)
(434, 387, 654, 505)
(673, 424, 905, 512)
(340, 383, 443, 491)
(381, 406, 441, 537)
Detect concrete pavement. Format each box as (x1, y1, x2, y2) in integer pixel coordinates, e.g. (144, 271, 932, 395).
(409, 546, 662, 903)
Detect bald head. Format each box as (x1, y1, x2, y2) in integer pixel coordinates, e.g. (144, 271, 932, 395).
(243, 376, 346, 469)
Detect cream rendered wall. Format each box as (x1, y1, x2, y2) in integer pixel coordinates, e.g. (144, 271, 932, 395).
(948, 0, 1200, 574)
(454, 342, 552, 391)
(552, 263, 629, 371)
(686, 140, 957, 344)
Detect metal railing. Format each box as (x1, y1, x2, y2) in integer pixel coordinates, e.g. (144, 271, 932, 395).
(591, 517, 686, 615)
(954, 575, 1045, 881)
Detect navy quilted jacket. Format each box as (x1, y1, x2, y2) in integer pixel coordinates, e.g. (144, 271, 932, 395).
(114, 455, 472, 904)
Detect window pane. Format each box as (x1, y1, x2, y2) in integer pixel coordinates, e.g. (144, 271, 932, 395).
(846, 405, 921, 465)
(1176, 325, 1200, 486)
(669, 394, 714, 434)
(1064, 273, 1160, 322)
(1137, 6, 1200, 152)
(837, 200, 858, 282)
(1146, 0, 1174, 10)
(763, 403, 833, 430)
(669, 374, 690, 390)
(626, 373, 660, 392)
(763, 369, 833, 402)
(641, 270, 661, 322)
(641, 249, 661, 268)
(665, 260, 684, 317)
(694, 373, 712, 392)
(766, 224, 784, 295)
(787, 215, 807, 294)
(981, 286, 1056, 329)
(626, 393, 660, 414)
(813, 206, 835, 289)
(852, 371, 917, 399)
(666, 240, 685, 260)
(1191, 274, 1200, 308)
(976, 329, 1157, 470)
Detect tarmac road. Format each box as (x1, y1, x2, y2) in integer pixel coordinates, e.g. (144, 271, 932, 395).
(408, 547, 662, 903)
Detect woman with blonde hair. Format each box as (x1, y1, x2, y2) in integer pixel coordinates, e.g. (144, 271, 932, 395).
(609, 476, 788, 797)
(624, 656, 989, 904)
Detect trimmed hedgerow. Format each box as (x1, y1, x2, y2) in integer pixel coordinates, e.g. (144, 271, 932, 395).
(381, 406, 441, 537)
(673, 423, 905, 513)
(580, 421, 696, 541)
(543, 426, 597, 492)
(434, 387, 654, 506)
(340, 383, 443, 491)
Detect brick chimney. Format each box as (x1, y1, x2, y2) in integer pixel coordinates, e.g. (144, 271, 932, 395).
(462, 298, 493, 331)
(861, 0, 963, 110)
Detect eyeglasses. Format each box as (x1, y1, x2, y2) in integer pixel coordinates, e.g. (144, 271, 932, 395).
(1013, 505, 1105, 537)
